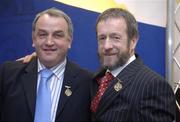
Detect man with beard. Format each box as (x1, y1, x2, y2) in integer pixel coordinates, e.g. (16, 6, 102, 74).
(17, 8, 176, 122)
(90, 8, 175, 122)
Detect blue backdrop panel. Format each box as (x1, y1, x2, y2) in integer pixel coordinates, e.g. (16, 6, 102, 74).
(0, 0, 165, 76)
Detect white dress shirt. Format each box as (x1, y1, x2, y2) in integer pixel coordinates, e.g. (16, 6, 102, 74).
(37, 59, 66, 122)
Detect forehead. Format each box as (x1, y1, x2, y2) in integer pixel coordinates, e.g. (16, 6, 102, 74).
(97, 18, 127, 34)
(35, 14, 68, 31)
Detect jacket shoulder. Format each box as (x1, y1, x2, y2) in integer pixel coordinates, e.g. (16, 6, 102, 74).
(66, 61, 94, 77)
(0, 60, 26, 73)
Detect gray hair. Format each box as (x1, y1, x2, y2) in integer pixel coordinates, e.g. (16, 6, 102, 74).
(32, 7, 73, 39)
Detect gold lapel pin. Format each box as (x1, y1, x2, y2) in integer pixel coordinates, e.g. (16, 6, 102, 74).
(65, 85, 72, 97)
(114, 81, 122, 92)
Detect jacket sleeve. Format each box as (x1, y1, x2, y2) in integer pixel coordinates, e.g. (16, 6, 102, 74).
(139, 77, 176, 122)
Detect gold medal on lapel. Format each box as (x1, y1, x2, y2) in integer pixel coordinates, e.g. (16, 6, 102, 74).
(65, 85, 72, 97)
(114, 82, 122, 92)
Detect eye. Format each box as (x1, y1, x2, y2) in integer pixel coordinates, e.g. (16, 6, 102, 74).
(53, 32, 65, 39)
(37, 32, 47, 39)
(110, 34, 122, 42)
(98, 35, 106, 41)
(112, 36, 120, 40)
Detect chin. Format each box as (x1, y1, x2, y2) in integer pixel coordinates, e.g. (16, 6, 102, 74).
(103, 60, 120, 70)
(102, 63, 113, 69)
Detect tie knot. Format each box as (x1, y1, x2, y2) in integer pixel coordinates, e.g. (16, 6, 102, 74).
(97, 71, 114, 84)
(105, 71, 114, 80)
(41, 69, 53, 79)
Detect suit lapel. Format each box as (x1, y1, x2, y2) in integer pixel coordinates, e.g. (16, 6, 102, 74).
(55, 61, 79, 119)
(95, 57, 143, 116)
(21, 58, 38, 118)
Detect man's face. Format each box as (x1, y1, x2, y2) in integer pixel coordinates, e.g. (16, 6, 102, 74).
(32, 14, 72, 68)
(97, 18, 136, 70)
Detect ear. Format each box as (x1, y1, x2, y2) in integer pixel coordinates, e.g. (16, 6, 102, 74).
(32, 32, 35, 47)
(68, 37, 72, 49)
(130, 37, 138, 50)
(68, 44, 71, 49)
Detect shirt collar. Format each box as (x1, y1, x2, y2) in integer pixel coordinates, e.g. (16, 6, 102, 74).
(38, 58, 67, 78)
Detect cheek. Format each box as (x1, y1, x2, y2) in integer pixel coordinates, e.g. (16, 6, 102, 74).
(98, 44, 104, 51)
(33, 37, 44, 44)
(98, 47, 103, 55)
(32, 41, 38, 48)
(118, 41, 128, 51)
(57, 42, 71, 51)
(33, 41, 42, 49)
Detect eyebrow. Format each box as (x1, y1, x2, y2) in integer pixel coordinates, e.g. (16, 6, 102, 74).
(36, 29, 65, 33)
(53, 30, 65, 33)
(98, 32, 121, 36)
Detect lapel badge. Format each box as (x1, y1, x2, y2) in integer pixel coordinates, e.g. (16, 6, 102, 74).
(114, 81, 122, 92)
(65, 85, 72, 97)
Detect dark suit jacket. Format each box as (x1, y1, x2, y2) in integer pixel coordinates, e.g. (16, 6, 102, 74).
(0, 58, 93, 122)
(91, 56, 176, 122)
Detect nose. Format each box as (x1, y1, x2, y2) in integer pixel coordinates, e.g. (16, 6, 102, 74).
(104, 36, 113, 50)
(46, 36, 54, 46)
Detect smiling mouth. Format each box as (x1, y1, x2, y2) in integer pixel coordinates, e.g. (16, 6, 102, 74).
(44, 49, 57, 51)
(104, 53, 116, 56)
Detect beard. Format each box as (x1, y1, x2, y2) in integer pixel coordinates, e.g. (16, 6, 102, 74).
(98, 48, 131, 71)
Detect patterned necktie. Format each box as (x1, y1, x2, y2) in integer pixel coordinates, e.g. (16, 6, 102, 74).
(34, 69, 53, 122)
(91, 71, 114, 113)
